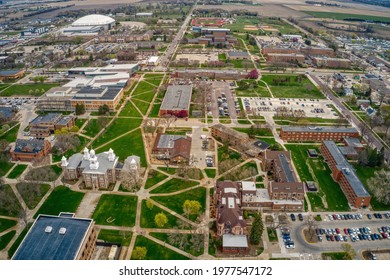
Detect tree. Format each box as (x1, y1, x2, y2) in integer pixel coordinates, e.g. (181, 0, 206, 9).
(341, 243, 356, 259)
(146, 199, 154, 210)
(154, 212, 168, 228)
(98, 104, 110, 115)
(75, 104, 85, 115)
(247, 69, 259, 79)
(367, 169, 390, 205)
(304, 39, 311, 45)
(250, 212, 263, 245)
(132, 246, 147, 260)
(182, 200, 201, 217)
(304, 215, 319, 240)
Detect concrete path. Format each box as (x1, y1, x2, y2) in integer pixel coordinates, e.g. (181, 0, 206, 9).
(75, 192, 102, 218)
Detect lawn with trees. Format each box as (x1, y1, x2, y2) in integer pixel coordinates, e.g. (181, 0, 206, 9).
(0, 184, 22, 217)
(140, 200, 179, 229)
(150, 232, 204, 256)
(16, 183, 50, 209)
(131, 236, 189, 260)
(150, 178, 199, 194)
(144, 170, 169, 189)
(6, 164, 28, 179)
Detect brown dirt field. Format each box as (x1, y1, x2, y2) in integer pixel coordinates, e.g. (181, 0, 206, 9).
(287, 5, 390, 18)
(244, 25, 259, 31)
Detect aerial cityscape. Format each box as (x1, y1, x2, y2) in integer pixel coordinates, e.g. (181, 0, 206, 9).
(1, 0, 390, 261)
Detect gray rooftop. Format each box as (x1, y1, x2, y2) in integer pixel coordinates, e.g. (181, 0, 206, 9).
(56, 116, 74, 126)
(160, 85, 192, 111)
(344, 137, 364, 148)
(0, 69, 23, 76)
(227, 51, 250, 57)
(279, 153, 296, 183)
(72, 86, 122, 101)
(14, 139, 45, 153)
(336, 164, 370, 197)
(222, 234, 248, 248)
(30, 113, 61, 125)
(282, 126, 358, 133)
(157, 134, 186, 149)
(65, 149, 118, 174)
(12, 214, 93, 260)
(323, 141, 348, 165)
(339, 146, 358, 156)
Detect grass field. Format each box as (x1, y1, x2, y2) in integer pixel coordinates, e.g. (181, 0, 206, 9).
(226, 16, 261, 33)
(131, 235, 189, 260)
(322, 252, 351, 260)
(16, 183, 50, 209)
(0, 124, 19, 143)
(261, 74, 324, 99)
(33, 186, 84, 218)
(144, 170, 169, 189)
(353, 165, 388, 211)
(0, 218, 17, 232)
(205, 168, 216, 178)
(97, 229, 132, 246)
(233, 127, 273, 136)
(92, 118, 142, 148)
(7, 164, 28, 179)
(305, 11, 390, 23)
(150, 178, 199, 194)
(0, 230, 16, 250)
(92, 194, 137, 227)
(140, 200, 179, 229)
(119, 101, 142, 117)
(152, 187, 206, 221)
(157, 167, 177, 175)
(132, 99, 150, 115)
(82, 118, 112, 137)
(150, 232, 204, 256)
(0, 185, 22, 217)
(95, 128, 146, 165)
(0, 83, 60, 97)
(8, 224, 31, 258)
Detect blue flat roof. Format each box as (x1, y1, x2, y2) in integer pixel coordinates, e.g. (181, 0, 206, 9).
(13, 214, 93, 260)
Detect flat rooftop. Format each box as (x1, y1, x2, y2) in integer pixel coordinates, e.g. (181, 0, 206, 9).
(160, 85, 192, 111)
(12, 214, 93, 260)
(282, 126, 358, 134)
(72, 86, 122, 101)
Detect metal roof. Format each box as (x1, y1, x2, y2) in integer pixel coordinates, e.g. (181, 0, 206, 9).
(72, 14, 115, 26)
(282, 126, 358, 133)
(160, 85, 192, 111)
(279, 153, 296, 183)
(222, 234, 248, 248)
(12, 214, 93, 260)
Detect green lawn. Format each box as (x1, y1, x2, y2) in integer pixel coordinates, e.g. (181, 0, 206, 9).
(33, 186, 84, 218)
(75, 118, 87, 129)
(7, 164, 28, 179)
(92, 118, 142, 148)
(97, 229, 132, 246)
(0, 218, 17, 232)
(226, 16, 261, 32)
(322, 252, 352, 260)
(95, 128, 146, 166)
(131, 235, 189, 260)
(150, 178, 199, 194)
(92, 194, 137, 227)
(82, 118, 112, 137)
(353, 165, 388, 211)
(140, 200, 179, 229)
(235, 80, 272, 98)
(0, 124, 19, 143)
(16, 183, 50, 210)
(119, 101, 142, 117)
(0, 83, 60, 97)
(149, 102, 161, 117)
(233, 127, 273, 136)
(0, 230, 16, 250)
(305, 11, 390, 23)
(132, 81, 157, 95)
(144, 170, 169, 189)
(0, 185, 22, 217)
(143, 74, 164, 87)
(157, 167, 177, 175)
(257, 137, 277, 145)
(132, 99, 150, 115)
(152, 187, 206, 221)
(132, 90, 157, 104)
(150, 232, 204, 256)
(261, 74, 324, 99)
(205, 168, 216, 178)
(259, 17, 300, 34)
(267, 228, 278, 242)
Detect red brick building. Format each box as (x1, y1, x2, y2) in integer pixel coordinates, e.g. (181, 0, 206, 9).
(320, 141, 371, 208)
(280, 126, 359, 142)
(0, 69, 25, 81)
(11, 139, 51, 162)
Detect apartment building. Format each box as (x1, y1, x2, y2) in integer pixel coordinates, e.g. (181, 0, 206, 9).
(211, 124, 248, 147)
(320, 141, 371, 208)
(29, 113, 75, 137)
(280, 126, 359, 142)
(10, 139, 51, 162)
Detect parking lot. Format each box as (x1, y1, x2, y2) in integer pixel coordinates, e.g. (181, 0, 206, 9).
(280, 212, 390, 258)
(241, 97, 340, 119)
(210, 81, 238, 121)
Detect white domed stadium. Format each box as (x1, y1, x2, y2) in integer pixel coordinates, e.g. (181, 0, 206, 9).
(63, 14, 115, 35)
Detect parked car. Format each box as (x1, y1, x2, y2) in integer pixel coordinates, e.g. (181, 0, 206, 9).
(298, 213, 303, 221)
(290, 214, 296, 221)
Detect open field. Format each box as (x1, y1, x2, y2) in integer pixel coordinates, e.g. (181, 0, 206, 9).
(0, 84, 60, 97)
(82, 118, 112, 138)
(304, 11, 390, 23)
(0, 230, 16, 250)
(0, 218, 17, 232)
(140, 200, 179, 229)
(97, 229, 132, 246)
(33, 186, 84, 218)
(144, 170, 169, 189)
(6, 164, 28, 179)
(92, 194, 137, 227)
(150, 178, 199, 194)
(0, 185, 22, 217)
(16, 183, 50, 210)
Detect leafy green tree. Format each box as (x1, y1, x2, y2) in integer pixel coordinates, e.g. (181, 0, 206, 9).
(132, 246, 147, 260)
(75, 104, 85, 115)
(154, 212, 168, 228)
(183, 200, 201, 217)
(250, 212, 264, 245)
(146, 199, 154, 210)
(98, 104, 110, 115)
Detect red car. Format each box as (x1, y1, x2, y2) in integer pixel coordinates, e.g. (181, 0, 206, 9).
(335, 228, 340, 234)
(330, 235, 335, 241)
(344, 228, 348, 235)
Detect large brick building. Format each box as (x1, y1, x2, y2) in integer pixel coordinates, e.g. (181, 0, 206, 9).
(172, 69, 248, 80)
(189, 28, 237, 47)
(11, 139, 51, 162)
(214, 181, 246, 236)
(320, 141, 371, 208)
(211, 124, 248, 147)
(0, 69, 25, 81)
(280, 126, 359, 142)
(29, 113, 75, 137)
(152, 134, 192, 164)
(266, 53, 305, 64)
(312, 57, 351, 69)
(159, 85, 192, 117)
(12, 213, 97, 260)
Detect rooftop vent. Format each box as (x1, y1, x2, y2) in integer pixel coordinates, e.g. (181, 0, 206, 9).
(59, 227, 67, 235)
(45, 226, 53, 233)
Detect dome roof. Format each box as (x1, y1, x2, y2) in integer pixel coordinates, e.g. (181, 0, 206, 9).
(72, 14, 115, 26)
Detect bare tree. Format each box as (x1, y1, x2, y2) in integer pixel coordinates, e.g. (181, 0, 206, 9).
(120, 162, 141, 192)
(304, 215, 318, 240)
